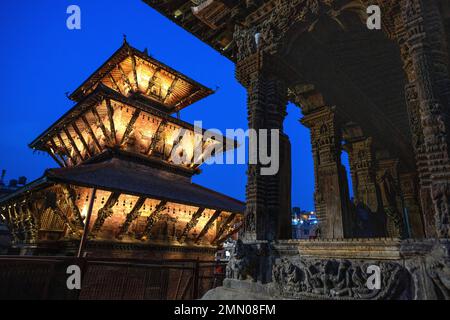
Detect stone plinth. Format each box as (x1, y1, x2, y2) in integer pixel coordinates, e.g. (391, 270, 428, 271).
(203, 239, 450, 300)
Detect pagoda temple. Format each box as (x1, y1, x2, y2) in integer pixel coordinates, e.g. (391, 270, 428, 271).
(0, 39, 244, 260)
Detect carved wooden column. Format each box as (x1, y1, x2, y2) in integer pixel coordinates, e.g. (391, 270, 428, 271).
(236, 52, 291, 241)
(398, 0, 450, 238)
(400, 172, 425, 238)
(301, 105, 351, 239)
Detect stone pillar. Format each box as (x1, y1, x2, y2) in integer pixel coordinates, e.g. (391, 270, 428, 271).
(344, 137, 385, 237)
(301, 105, 352, 239)
(236, 52, 292, 241)
(404, 83, 435, 236)
(399, 0, 450, 238)
(376, 159, 405, 238)
(400, 172, 425, 238)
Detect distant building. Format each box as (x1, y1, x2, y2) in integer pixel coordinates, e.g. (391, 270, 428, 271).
(292, 207, 318, 239)
(0, 170, 27, 199)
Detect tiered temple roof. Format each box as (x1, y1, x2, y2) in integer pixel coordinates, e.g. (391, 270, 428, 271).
(0, 41, 243, 252)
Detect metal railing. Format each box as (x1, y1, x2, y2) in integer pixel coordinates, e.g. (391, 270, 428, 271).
(0, 256, 226, 300)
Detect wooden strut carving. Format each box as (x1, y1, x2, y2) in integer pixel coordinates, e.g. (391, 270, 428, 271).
(129, 51, 139, 91)
(105, 99, 117, 144)
(60, 186, 85, 230)
(63, 127, 84, 162)
(23, 201, 38, 243)
(195, 210, 222, 243)
(120, 109, 141, 146)
(91, 192, 121, 236)
(81, 115, 102, 152)
(212, 212, 237, 244)
(50, 138, 68, 167)
(141, 200, 167, 241)
(15, 203, 27, 242)
(46, 145, 65, 168)
(117, 63, 134, 93)
(48, 192, 80, 237)
(56, 133, 77, 165)
(217, 222, 243, 245)
(145, 67, 161, 95)
(178, 207, 205, 242)
(91, 106, 113, 146)
(163, 77, 178, 103)
(72, 122, 93, 158)
(6, 205, 19, 243)
(116, 197, 146, 239)
(146, 120, 167, 155)
(108, 73, 123, 95)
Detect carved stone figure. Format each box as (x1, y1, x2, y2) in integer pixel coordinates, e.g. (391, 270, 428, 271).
(226, 240, 258, 281)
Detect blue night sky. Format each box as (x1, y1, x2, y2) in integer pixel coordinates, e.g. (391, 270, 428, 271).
(0, 0, 334, 211)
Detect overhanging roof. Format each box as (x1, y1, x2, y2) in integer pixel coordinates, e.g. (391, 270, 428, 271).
(69, 40, 214, 111)
(1, 157, 245, 214)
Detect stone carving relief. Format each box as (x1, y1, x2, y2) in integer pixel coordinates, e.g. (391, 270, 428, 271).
(271, 257, 411, 299)
(234, 0, 368, 61)
(226, 239, 260, 281)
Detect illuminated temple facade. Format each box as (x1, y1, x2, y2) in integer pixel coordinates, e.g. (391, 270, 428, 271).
(0, 40, 244, 259)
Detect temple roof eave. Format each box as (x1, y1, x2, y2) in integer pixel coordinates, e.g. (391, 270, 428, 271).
(0, 158, 245, 214)
(68, 41, 215, 109)
(29, 84, 238, 153)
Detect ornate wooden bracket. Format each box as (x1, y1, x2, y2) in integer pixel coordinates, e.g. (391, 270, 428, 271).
(178, 207, 205, 243)
(91, 192, 121, 236)
(211, 212, 236, 244)
(141, 200, 167, 241)
(116, 197, 146, 239)
(195, 210, 222, 243)
(120, 108, 141, 146)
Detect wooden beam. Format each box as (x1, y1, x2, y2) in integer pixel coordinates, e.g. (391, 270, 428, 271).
(91, 192, 121, 236)
(163, 77, 179, 103)
(50, 138, 68, 167)
(72, 122, 93, 158)
(46, 145, 65, 167)
(116, 197, 146, 239)
(81, 115, 102, 152)
(211, 212, 237, 244)
(56, 133, 77, 165)
(141, 200, 167, 240)
(130, 52, 139, 91)
(120, 108, 141, 146)
(216, 222, 243, 245)
(145, 67, 161, 95)
(146, 120, 167, 155)
(63, 127, 84, 162)
(178, 207, 205, 242)
(195, 210, 221, 243)
(91, 107, 112, 145)
(174, 88, 201, 109)
(108, 73, 123, 95)
(105, 99, 117, 144)
(117, 63, 134, 93)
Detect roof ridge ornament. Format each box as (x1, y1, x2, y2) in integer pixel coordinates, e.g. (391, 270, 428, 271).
(122, 34, 128, 45)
